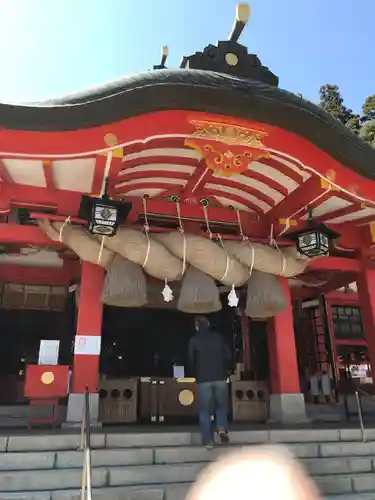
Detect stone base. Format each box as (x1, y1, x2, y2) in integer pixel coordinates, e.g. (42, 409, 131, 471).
(64, 393, 101, 427)
(268, 393, 309, 424)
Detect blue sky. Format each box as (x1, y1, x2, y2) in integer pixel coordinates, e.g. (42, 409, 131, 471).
(0, 0, 373, 113)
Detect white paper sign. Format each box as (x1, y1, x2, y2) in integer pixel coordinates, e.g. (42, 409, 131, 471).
(74, 335, 101, 356)
(38, 340, 60, 366)
(173, 365, 185, 378)
(350, 364, 370, 379)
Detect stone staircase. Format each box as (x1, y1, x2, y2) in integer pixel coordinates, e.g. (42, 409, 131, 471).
(306, 395, 375, 423)
(1, 428, 375, 499)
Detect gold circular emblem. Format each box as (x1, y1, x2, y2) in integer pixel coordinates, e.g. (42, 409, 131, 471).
(225, 53, 239, 66)
(178, 389, 194, 406)
(41, 371, 55, 385)
(104, 133, 118, 147)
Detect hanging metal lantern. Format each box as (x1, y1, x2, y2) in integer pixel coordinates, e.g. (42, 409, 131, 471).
(286, 206, 340, 258)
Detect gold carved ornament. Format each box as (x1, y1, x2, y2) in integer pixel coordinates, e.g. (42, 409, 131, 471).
(184, 120, 270, 177)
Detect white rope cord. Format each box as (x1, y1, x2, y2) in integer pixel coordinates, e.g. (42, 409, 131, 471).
(142, 197, 151, 268)
(203, 204, 230, 282)
(236, 209, 255, 278)
(247, 238, 256, 277)
(236, 209, 245, 239)
(59, 216, 71, 243)
(176, 202, 187, 276)
(100, 150, 113, 197)
(216, 234, 230, 283)
(202, 204, 213, 239)
(269, 223, 286, 276)
(98, 236, 105, 265)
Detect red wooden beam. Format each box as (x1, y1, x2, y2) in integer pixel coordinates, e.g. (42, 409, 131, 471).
(119, 154, 197, 174)
(114, 171, 188, 190)
(90, 155, 105, 195)
(203, 188, 263, 215)
(314, 203, 362, 225)
(116, 181, 186, 197)
(0, 224, 64, 247)
(313, 273, 359, 296)
(29, 212, 86, 224)
(181, 160, 213, 198)
(0, 264, 73, 285)
(205, 177, 275, 208)
(117, 158, 202, 201)
(115, 152, 285, 209)
(343, 214, 375, 229)
(263, 176, 323, 225)
(0, 184, 83, 216)
(290, 272, 358, 300)
(56, 191, 83, 216)
(307, 256, 360, 272)
(27, 212, 272, 242)
(1, 184, 56, 209)
(127, 197, 259, 224)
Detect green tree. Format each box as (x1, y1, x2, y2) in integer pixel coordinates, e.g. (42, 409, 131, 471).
(359, 120, 375, 146)
(319, 84, 353, 125)
(359, 94, 375, 146)
(362, 94, 375, 122)
(345, 114, 361, 135)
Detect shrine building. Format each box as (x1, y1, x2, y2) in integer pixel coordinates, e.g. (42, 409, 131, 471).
(0, 3, 375, 427)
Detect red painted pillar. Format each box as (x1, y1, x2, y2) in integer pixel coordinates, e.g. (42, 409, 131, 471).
(356, 266, 375, 382)
(267, 277, 307, 422)
(66, 262, 104, 424)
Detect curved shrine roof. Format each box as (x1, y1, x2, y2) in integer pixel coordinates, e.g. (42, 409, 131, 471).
(1, 69, 374, 183)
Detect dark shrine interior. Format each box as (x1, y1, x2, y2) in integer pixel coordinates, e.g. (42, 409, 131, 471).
(0, 293, 270, 384)
(100, 298, 237, 378)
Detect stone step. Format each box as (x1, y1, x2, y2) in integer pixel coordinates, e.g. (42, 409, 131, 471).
(3, 427, 375, 453)
(316, 473, 375, 496)
(3, 441, 375, 471)
(328, 496, 375, 500)
(0, 464, 202, 492)
(2, 481, 375, 500)
(1, 459, 375, 493)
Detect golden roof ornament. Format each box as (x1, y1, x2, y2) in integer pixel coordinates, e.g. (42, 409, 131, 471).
(189, 119, 268, 148)
(229, 3, 251, 42)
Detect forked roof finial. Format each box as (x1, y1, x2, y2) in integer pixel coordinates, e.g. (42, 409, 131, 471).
(229, 3, 250, 42)
(153, 45, 169, 70)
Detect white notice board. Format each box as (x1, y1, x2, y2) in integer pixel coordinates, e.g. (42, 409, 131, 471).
(38, 340, 60, 365)
(74, 335, 102, 356)
(173, 365, 185, 378)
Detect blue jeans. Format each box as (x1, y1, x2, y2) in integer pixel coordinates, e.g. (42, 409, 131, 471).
(196, 380, 228, 444)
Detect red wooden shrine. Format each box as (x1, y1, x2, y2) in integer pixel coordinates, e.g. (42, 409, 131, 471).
(0, 3, 374, 424)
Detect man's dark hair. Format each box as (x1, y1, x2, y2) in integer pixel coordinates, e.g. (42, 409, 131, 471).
(195, 315, 210, 331)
